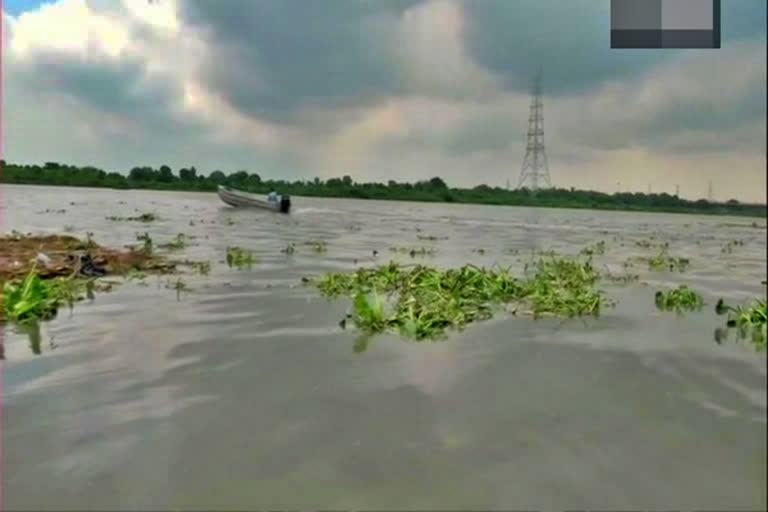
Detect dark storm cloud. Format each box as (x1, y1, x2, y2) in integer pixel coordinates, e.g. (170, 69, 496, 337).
(178, 0, 428, 124)
(459, 0, 669, 96)
(459, 0, 765, 96)
(12, 50, 181, 121)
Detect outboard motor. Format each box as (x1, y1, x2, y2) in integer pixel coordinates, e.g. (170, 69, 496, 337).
(279, 195, 291, 213)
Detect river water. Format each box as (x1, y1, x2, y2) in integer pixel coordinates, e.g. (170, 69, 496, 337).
(1, 184, 766, 510)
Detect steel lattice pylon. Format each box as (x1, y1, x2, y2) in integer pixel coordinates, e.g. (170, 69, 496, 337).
(517, 67, 551, 190)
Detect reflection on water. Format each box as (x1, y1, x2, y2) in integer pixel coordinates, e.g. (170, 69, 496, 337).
(1, 184, 766, 510)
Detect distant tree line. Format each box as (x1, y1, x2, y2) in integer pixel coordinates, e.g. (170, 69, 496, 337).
(1, 160, 765, 217)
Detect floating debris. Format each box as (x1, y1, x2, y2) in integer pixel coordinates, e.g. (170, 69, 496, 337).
(158, 233, 187, 251)
(226, 246, 257, 268)
(165, 277, 189, 300)
(721, 239, 745, 254)
(308, 255, 608, 341)
(647, 248, 690, 272)
(106, 212, 159, 222)
(655, 285, 704, 314)
(389, 246, 436, 258)
(1, 270, 114, 324)
(417, 234, 449, 241)
(0, 233, 174, 281)
(579, 240, 607, 256)
(304, 240, 327, 253)
(715, 298, 767, 350)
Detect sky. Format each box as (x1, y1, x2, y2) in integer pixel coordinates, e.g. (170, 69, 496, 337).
(1, 0, 766, 202)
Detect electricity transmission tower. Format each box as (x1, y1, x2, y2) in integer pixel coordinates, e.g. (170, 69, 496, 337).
(517, 67, 551, 190)
(708, 181, 714, 202)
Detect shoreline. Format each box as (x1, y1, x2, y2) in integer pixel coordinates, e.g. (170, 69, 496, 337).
(2, 181, 766, 219)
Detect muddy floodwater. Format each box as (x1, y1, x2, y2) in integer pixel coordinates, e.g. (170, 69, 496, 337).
(1, 184, 766, 510)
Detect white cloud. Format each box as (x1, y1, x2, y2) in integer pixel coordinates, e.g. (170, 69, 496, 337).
(7, 0, 130, 58)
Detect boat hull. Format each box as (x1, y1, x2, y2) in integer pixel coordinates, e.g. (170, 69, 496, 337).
(217, 186, 291, 213)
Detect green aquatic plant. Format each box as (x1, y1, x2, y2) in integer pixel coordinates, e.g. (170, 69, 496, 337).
(715, 298, 767, 350)
(635, 239, 669, 250)
(310, 255, 609, 341)
(165, 277, 189, 300)
(0, 270, 99, 323)
(580, 240, 607, 256)
(106, 212, 158, 222)
(85, 231, 96, 249)
(602, 267, 640, 284)
(389, 246, 436, 257)
(350, 290, 391, 334)
(304, 240, 327, 253)
(532, 248, 558, 257)
(126, 268, 148, 281)
(192, 261, 211, 275)
(158, 233, 187, 251)
(654, 285, 704, 314)
(2, 270, 59, 322)
(521, 257, 606, 318)
(136, 232, 153, 253)
(720, 239, 745, 254)
(647, 248, 690, 272)
(226, 246, 257, 268)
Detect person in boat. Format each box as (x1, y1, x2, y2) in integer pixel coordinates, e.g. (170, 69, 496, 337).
(267, 190, 278, 203)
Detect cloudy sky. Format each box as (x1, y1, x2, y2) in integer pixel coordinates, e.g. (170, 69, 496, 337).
(2, 0, 766, 202)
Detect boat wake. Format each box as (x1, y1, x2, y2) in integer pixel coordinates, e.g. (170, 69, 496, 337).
(293, 207, 346, 215)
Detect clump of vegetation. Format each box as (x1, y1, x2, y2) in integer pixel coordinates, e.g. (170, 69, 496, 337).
(79, 232, 94, 250)
(158, 233, 187, 251)
(304, 240, 327, 253)
(521, 257, 606, 319)
(721, 239, 745, 254)
(126, 269, 147, 281)
(192, 261, 211, 275)
(0, 233, 174, 281)
(165, 277, 189, 300)
(580, 240, 607, 256)
(309, 255, 609, 341)
(136, 232, 153, 253)
(1, 269, 112, 324)
(715, 298, 767, 350)
(635, 239, 668, 250)
(472, 248, 486, 255)
(226, 246, 257, 268)
(654, 285, 704, 314)
(417, 234, 449, 241)
(602, 266, 640, 284)
(2, 271, 63, 323)
(282, 243, 296, 255)
(647, 248, 690, 272)
(106, 212, 159, 222)
(389, 246, 436, 258)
